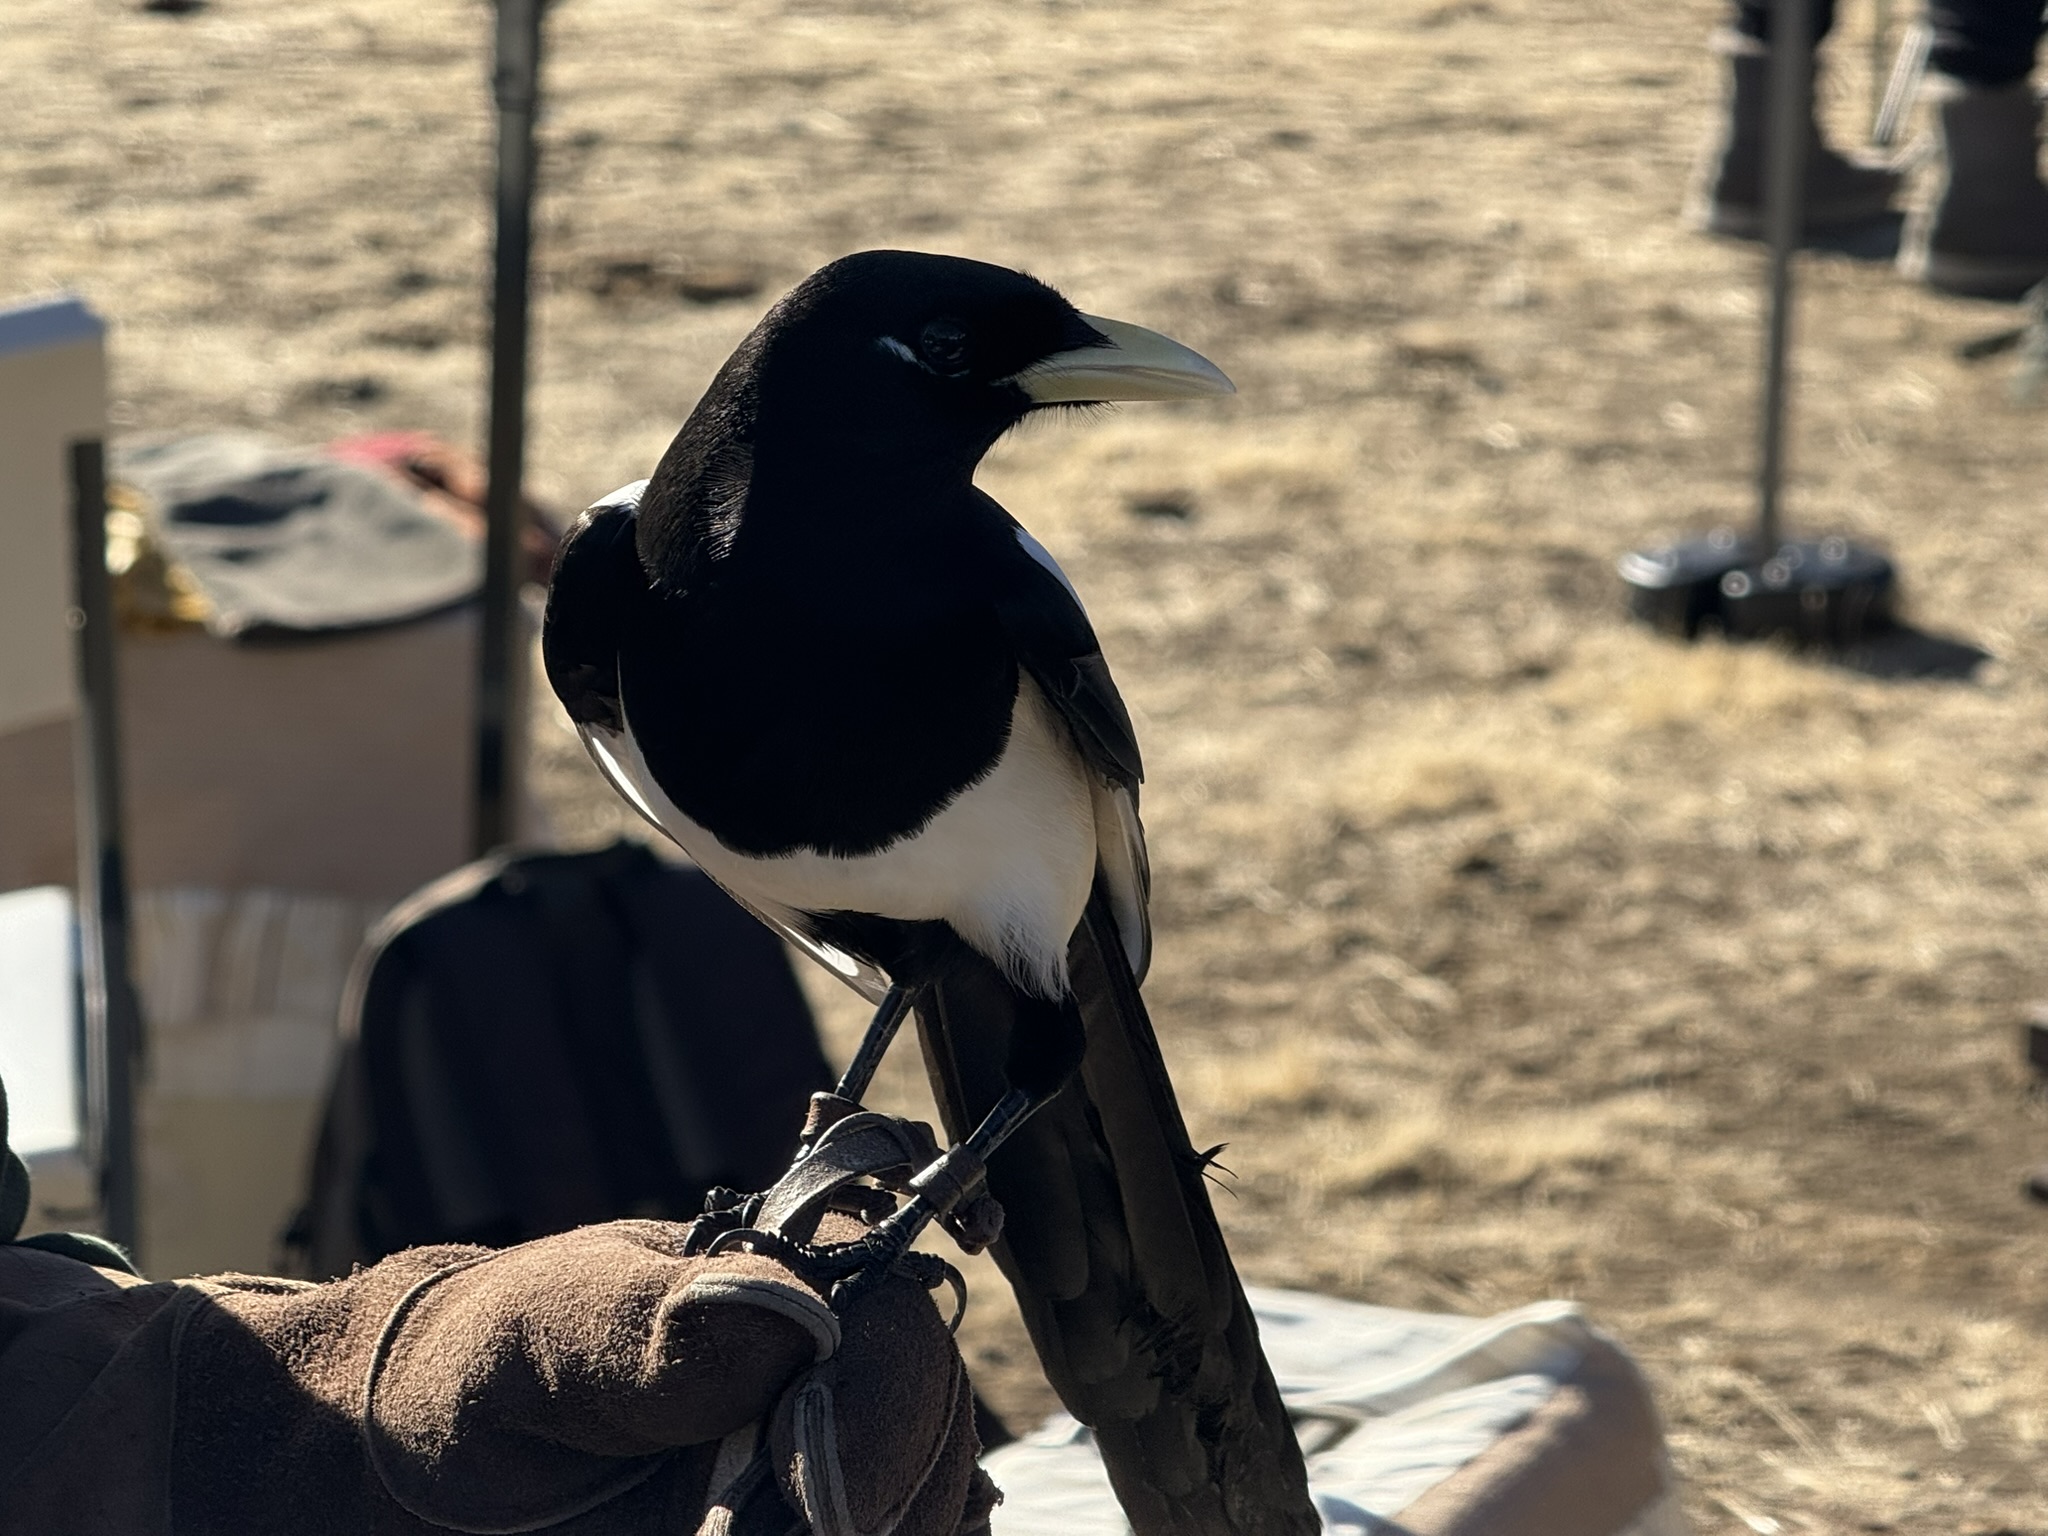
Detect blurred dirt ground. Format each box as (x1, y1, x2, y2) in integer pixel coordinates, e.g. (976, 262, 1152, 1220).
(12, 0, 2048, 1528)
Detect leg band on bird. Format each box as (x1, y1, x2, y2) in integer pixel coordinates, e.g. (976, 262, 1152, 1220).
(795, 1091, 866, 1151)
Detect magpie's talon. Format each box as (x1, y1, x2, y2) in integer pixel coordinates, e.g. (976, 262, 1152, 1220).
(806, 1200, 938, 1310)
(890, 1250, 950, 1288)
(824, 1241, 943, 1311)
(701, 1221, 912, 1293)
(700, 1226, 834, 1277)
(828, 1249, 906, 1310)
(829, 1266, 885, 1311)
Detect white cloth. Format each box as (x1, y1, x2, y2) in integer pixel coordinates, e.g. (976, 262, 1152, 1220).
(983, 1287, 1683, 1536)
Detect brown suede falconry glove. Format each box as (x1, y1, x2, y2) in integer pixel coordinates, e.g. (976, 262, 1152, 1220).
(0, 1129, 998, 1536)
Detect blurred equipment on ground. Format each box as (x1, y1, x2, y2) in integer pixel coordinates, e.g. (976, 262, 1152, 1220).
(1619, 531, 1895, 646)
(328, 429, 560, 586)
(1631, 0, 1906, 657)
(286, 840, 832, 1277)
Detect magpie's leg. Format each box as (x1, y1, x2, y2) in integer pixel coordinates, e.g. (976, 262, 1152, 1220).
(817, 993, 1088, 1305)
(833, 982, 913, 1104)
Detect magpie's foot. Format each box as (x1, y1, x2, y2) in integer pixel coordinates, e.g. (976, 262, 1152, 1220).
(679, 1185, 764, 1255)
(699, 1199, 932, 1300)
(696, 1136, 993, 1312)
(700, 1224, 822, 1271)
(824, 1197, 936, 1310)
(838, 1246, 965, 1326)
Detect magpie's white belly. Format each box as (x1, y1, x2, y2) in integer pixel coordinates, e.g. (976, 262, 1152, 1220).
(587, 674, 1098, 1000)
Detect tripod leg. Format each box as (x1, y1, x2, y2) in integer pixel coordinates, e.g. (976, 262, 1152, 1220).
(834, 983, 912, 1103)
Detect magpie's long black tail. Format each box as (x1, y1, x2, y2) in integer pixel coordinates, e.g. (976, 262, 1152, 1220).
(914, 887, 1318, 1536)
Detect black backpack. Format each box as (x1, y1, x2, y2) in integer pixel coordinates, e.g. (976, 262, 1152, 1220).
(286, 839, 831, 1277)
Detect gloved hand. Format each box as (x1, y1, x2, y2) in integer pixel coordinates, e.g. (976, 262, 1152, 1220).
(1, 1193, 996, 1536)
(337, 1217, 996, 1535)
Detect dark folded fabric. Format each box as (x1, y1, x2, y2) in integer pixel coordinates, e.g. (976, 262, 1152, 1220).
(13, 1230, 139, 1273)
(0, 1217, 992, 1535)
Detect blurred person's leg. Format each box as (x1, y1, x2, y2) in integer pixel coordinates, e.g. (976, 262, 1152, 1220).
(1732, 0, 1840, 47)
(1901, 0, 2048, 297)
(1690, 0, 1904, 238)
(1928, 0, 2041, 85)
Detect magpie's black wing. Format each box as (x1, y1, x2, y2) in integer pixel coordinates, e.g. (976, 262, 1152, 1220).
(991, 511, 1143, 790)
(541, 486, 896, 1002)
(991, 509, 1152, 980)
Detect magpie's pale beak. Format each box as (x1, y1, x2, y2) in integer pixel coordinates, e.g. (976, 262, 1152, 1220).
(1014, 315, 1235, 404)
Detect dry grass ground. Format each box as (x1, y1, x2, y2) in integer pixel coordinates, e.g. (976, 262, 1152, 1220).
(11, 0, 2048, 1528)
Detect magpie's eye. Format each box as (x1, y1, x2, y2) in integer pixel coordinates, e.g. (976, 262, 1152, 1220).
(918, 319, 971, 376)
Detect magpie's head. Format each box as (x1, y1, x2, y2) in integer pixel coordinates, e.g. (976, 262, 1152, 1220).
(741, 250, 1234, 476)
(636, 251, 1233, 582)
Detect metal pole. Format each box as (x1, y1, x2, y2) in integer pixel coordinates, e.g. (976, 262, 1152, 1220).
(1757, 0, 1814, 555)
(473, 0, 543, 856)
(68, 439, 142, 1258)
(1870, 0, 1891, 135)
(1873, 21, 1932, 151)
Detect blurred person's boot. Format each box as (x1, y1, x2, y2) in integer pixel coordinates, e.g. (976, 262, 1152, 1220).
(1689, 30, 1903, 238)
(1900, 77, 2048, 300)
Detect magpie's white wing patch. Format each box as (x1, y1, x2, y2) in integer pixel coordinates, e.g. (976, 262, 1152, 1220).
(594, 479, 649, 513)
(1015, 525, 1083, 606)
(1092, 780, 1152, 982)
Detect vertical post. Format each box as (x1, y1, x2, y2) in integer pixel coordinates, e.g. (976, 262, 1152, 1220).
(68, 439, 142, 1258)
(1870, 0, 1891, 134)
(473, 0, 544, 857)
(1756, 0, 1814, 555)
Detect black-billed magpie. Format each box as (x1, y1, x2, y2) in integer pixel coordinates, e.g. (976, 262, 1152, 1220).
(543, 251, 1316, 1536)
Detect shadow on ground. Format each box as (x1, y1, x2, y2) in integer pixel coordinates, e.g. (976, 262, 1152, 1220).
(1830, 619, 1993, 680)
(1701, 211, 1904, 262)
